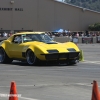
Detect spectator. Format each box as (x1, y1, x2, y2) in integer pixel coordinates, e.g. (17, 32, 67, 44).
(76, 32, 79, 37)
(3, 32, 8, 37)
(69, 35, 72, 42)
(81, 33, 84, 37)
(0, 33, 1, 38)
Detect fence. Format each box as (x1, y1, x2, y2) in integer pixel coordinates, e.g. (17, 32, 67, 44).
(54, 36, 98, 43)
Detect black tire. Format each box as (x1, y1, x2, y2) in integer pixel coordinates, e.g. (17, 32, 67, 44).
(69, 59, 79, 65)
(0, 48, 13, 64)
(26, 50, 38, 65)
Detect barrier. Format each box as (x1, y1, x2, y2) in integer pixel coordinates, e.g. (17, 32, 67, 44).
(54, 36, 70, 43)
(93, 37, 97, 43)
(54, 36, 100, 43)
(97, 36, 100, 43)
(0, 37, 8, 42)
(82, 37, 93, 43)
(0, 36, 100, 43)
(72, 37, 79, 44)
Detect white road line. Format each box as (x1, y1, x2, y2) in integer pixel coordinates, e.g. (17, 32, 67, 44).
(74, 83, 100, 88)
(84, 60, 100, 62)
(0, 83, 97, 88)
(0, 92, 39, 100)
(82, 60, 100, 64)
(19, 97, 39, 100)
(63, 82, 100, 88)
(83, 62, 100, 64)
(74, 83, 92, 87)
(4, 70, 27, 71)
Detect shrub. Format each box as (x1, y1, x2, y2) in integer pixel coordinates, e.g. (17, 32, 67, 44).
(88, 23, 100, 31)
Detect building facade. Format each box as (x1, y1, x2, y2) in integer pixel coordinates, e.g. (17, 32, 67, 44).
(0, 0, 100, 33)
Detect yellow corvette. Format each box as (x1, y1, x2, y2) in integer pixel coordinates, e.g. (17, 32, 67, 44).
(0, 32, 82, 65)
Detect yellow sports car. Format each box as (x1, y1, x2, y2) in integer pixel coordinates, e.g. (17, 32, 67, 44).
(0, 32, 82, 65)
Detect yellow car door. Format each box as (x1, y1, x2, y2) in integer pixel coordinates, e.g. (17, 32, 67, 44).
(9, 35, 24, 58)
(10, 43, 24, 58)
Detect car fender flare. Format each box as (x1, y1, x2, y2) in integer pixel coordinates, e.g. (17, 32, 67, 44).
(64, 42, 80, 51)
(25, 46, 35, 56)
(0, 39, 10, 56)
(0, 46, 11, 58)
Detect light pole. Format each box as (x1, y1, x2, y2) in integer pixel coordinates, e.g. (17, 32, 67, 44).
(37, 0, 39, 31)
(10, 0, 14, 33)
(22, 28, 23, 30)
(1, 28, 2, 37)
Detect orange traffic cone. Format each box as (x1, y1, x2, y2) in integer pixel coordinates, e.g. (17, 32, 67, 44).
(9, 81, 18, 100)
(91, 80, 100, 100)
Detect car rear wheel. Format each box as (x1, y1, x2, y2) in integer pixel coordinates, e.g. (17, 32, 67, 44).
(0, 48, 13, 64)
(26, 50, 38, 65)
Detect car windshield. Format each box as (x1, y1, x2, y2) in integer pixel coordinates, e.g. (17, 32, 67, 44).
(22, 33, 53, 43)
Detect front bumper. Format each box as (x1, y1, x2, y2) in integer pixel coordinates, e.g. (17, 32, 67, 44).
(41, 52, 80, 61)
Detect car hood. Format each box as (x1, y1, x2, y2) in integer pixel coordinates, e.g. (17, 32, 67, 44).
(24, 41, 79, 50)
(38, 42, 75, 49)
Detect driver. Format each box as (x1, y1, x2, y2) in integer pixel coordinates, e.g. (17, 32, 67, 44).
(15, 36, 22, 43)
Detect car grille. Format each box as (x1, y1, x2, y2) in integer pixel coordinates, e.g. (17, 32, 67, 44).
(45, 52, 79, 60)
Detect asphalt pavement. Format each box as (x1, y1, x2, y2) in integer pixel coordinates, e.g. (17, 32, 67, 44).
(0, 43, 100, 100)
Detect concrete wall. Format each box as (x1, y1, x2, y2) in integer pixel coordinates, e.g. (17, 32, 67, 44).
(0, 0, 100, 31)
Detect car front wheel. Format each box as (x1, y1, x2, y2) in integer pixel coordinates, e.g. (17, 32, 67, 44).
(69, 59, 79, 65)
(26, 50, 38, 65)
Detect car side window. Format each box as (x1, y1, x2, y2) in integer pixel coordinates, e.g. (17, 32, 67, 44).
(12, 35, 22, 44)
(23, 35, 32, 43)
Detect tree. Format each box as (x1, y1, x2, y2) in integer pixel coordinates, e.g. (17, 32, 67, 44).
(88, 23, 100, 31)
(64, 0, 100, 12)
